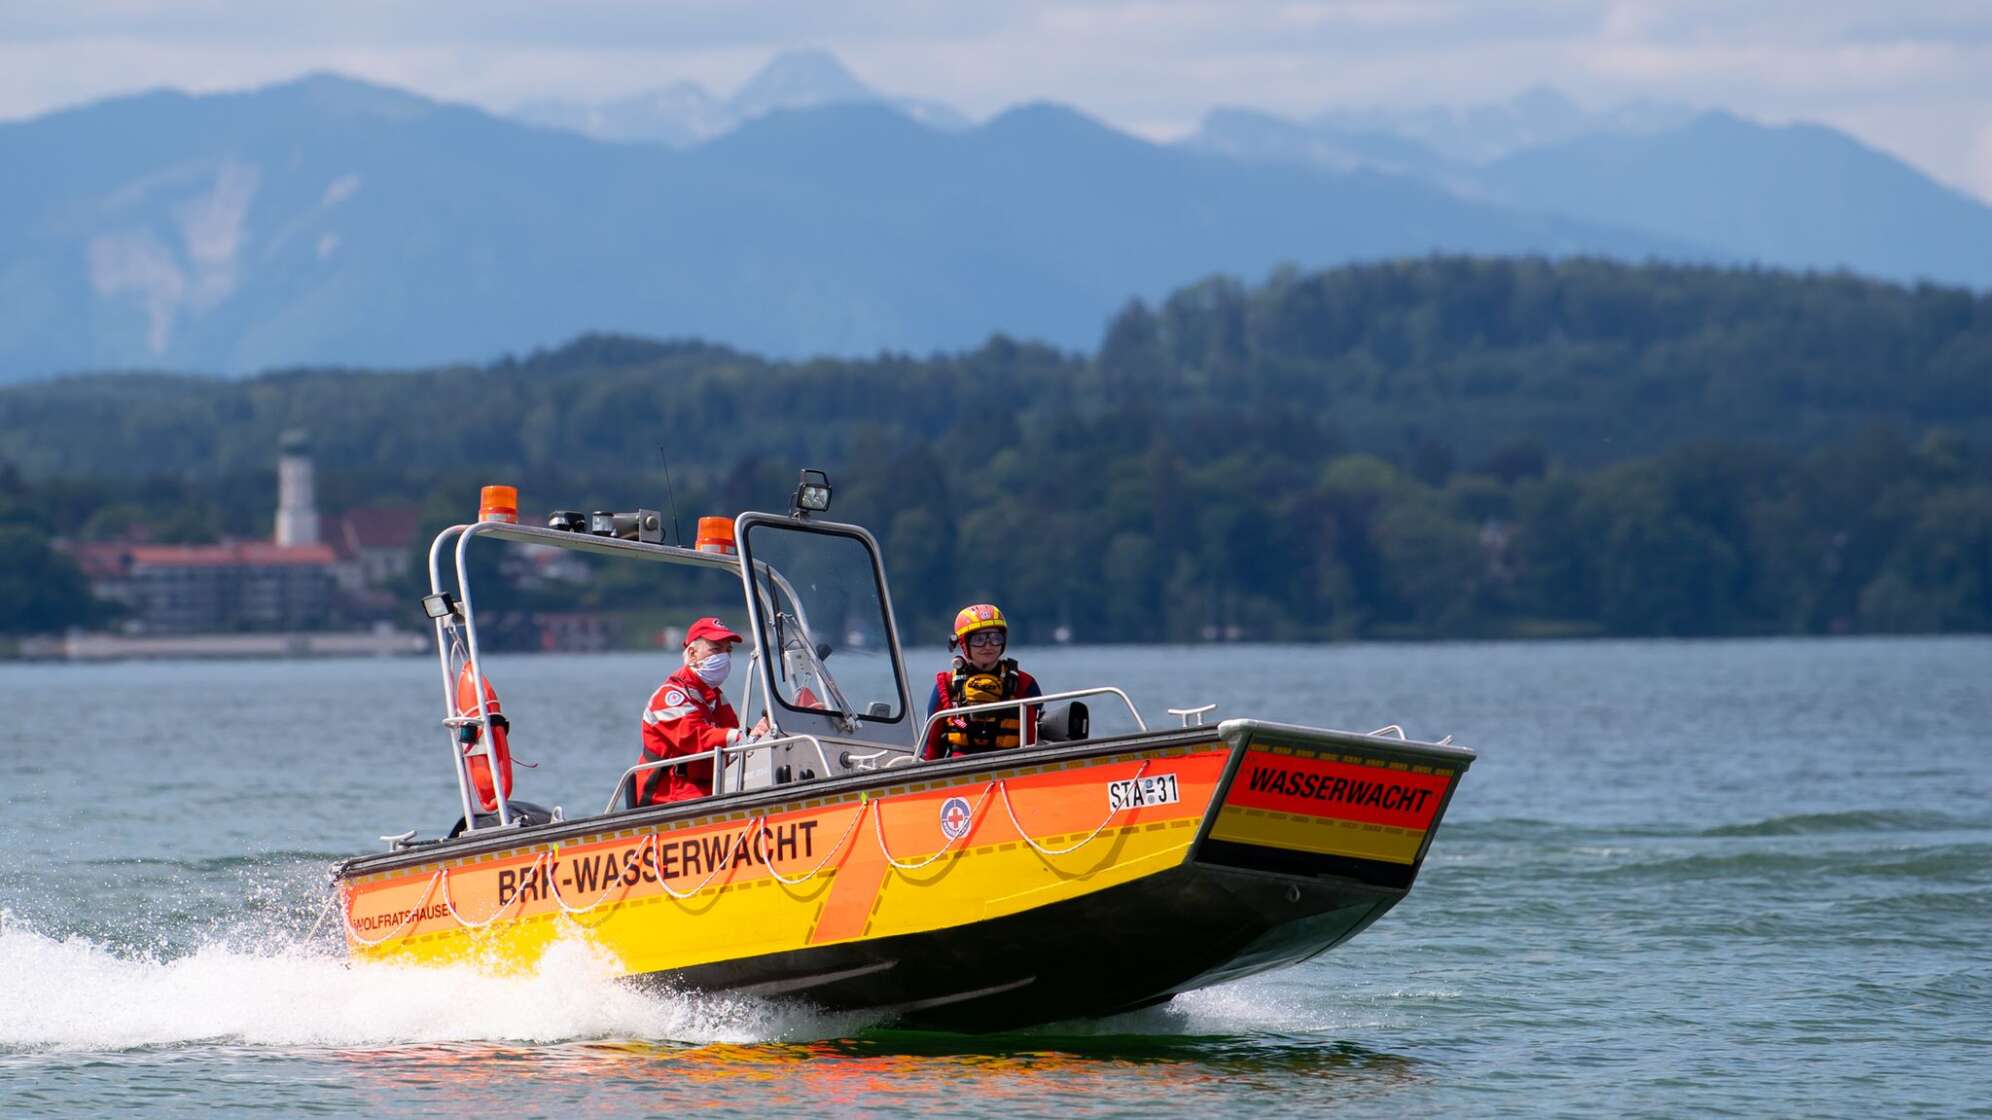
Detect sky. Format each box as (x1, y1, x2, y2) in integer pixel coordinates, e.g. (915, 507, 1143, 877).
(3, 0, 1990, 202)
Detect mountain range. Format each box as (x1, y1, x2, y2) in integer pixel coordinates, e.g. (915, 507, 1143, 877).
(2, 54, 1989, 380)
(512, 49, 969, 145)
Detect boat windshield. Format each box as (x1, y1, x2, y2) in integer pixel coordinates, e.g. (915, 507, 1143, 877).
(742, 520, 907, 729)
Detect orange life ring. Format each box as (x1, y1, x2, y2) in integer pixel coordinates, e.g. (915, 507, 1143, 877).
(454, 663, 514, 812)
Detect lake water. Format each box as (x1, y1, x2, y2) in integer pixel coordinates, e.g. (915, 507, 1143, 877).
(1, 638, 1987, 1117)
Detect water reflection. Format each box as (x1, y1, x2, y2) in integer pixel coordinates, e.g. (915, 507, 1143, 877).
(330, 1028, 1423, 1118)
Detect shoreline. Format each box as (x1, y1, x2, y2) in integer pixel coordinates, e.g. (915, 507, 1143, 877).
(11, 629, 431, 661)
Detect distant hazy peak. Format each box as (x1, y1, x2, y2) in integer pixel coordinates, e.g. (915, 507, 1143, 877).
(259, 71, 438, 120)
(506, 48, 968, 146)
(728, 48, 877, 116)
(1185, 105, 1461, 182)
(1602, 97, 1703, 135)
(981, 101, 1120, 137)
(1309, 86, 1696, 165)
(514, 79, 727, 145)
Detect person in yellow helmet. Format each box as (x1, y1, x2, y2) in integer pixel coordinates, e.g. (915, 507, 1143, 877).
(921, 603, 1043, 760)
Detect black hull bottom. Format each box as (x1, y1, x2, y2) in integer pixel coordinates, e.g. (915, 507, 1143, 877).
(633, 863, 1406, 1033)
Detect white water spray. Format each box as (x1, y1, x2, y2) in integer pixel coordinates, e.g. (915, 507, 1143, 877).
(0, 909, 854, 1053)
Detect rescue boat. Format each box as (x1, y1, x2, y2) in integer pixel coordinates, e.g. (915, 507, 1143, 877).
(332, 474, 1475, 1032)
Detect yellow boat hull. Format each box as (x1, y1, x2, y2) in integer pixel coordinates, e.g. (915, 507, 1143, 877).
(335, 720, 1471, 1030)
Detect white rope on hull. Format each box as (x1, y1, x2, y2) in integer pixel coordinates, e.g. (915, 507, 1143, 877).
(872, 782, 996, 871)
(341, 760, 1162, 943)
(999, 761, 1151, 859)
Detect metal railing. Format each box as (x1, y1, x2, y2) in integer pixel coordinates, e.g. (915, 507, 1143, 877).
(603, 733, 832, 814)
(838, 746, 919, 772)
(912, 686, 1148, 759)
(1168, 704, 1217, 727)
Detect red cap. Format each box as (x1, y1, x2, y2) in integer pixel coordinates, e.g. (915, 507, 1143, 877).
(683, 617, 744, 647)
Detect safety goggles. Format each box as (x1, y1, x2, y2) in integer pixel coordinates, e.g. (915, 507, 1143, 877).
(964, 631, 1006, 649)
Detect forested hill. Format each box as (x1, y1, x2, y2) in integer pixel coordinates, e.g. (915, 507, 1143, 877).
(4, 257, 1989, 481)
(2, 257, 1988, 640)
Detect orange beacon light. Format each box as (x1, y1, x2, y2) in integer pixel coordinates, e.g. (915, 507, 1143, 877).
(478, 485, 519, 524)
(695, 516, 737, 555)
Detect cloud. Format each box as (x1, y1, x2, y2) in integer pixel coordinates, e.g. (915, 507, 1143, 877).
(1977, 124, 1992, 199)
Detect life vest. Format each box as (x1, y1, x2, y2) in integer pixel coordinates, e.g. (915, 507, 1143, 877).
(937, 656, 1024, 755)
(454, 662, 514, 812)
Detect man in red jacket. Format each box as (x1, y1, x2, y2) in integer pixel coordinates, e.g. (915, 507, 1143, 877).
(633, 617, 767, 805)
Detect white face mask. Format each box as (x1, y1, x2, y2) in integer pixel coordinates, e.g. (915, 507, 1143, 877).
(693, 651, 733, 686)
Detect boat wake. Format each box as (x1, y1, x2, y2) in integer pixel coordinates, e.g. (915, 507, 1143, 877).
(0, 908, 862, 1053)
(0, 903, 1355, 1054)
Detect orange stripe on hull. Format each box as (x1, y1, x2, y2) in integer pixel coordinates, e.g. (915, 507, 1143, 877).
(808, 803, 892, 943)
(341, 745, 1232, 961)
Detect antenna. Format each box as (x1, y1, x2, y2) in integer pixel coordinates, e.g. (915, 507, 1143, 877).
(655, 444, 684, 547)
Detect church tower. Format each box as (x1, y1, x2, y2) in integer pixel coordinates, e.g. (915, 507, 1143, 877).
(275, 429, 320, 546)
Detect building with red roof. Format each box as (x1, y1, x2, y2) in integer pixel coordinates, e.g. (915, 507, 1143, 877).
(60, 432, 368, 633)
(330, 506, 423, 590)
(73, 540, 340, 632)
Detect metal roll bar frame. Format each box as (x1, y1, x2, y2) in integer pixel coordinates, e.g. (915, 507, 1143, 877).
(428, 520, 754, 833)
(422, 515, 1157, 838)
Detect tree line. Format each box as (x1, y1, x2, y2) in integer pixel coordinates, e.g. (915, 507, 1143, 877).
(2, 256, 1987, 639)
